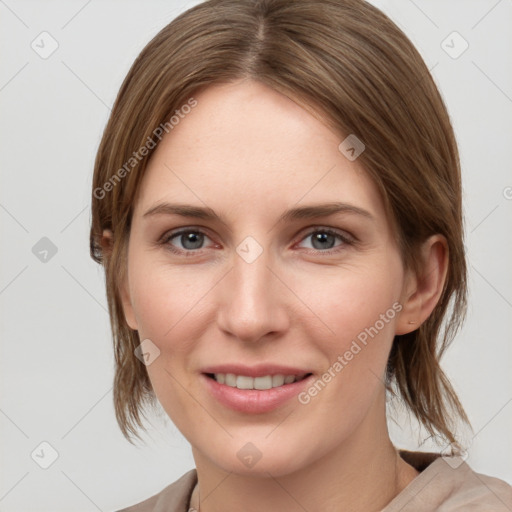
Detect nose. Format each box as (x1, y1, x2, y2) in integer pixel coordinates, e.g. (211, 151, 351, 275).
(216, 245, 290, 343)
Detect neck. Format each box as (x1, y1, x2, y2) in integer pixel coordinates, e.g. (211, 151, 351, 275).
(190, 399, 419, 512)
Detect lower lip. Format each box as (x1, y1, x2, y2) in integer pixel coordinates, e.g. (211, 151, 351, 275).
(202, 374, 314, 414)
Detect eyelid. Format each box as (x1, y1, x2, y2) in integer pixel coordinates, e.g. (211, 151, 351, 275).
(293, 227, 356, 255)
(158, 226, 217, 253)
(296, 225, 356, 244)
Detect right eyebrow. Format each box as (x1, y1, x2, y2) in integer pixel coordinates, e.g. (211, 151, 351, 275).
(143, 203, 229, 228)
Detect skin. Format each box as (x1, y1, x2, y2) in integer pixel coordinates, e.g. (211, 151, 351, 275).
(104, 78, 448, 511)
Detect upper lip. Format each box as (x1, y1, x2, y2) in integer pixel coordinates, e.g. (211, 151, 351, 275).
(201, 364, 312, 378)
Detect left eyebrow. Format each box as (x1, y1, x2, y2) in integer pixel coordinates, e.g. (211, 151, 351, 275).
(142, 201, 374, 225)
(278, 202, 374, 223)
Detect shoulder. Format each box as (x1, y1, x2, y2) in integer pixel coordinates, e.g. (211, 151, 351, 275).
(444, 461, 512, 511)
(115, 469, 197, 512)
(385, 452, 512, 511)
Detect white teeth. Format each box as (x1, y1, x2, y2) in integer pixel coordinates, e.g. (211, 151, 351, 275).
(254, 376, 273, 390)
(272, 374, 285, 387)
(225, 373, 237, 387)
(212, 373, 303, 389)
(236, 375, 254, 389)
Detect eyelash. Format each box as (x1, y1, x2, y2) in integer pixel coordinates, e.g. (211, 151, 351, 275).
(158, 226, 355, 257)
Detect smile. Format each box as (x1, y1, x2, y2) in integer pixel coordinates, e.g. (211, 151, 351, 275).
(208, 373, 310, 390)
(202, 370, 314, 414)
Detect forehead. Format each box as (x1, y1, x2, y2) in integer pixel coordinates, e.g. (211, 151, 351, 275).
(133, 80, 385, 224)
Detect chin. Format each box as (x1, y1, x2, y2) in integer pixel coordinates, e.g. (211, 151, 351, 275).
(199, 434, 320, 478)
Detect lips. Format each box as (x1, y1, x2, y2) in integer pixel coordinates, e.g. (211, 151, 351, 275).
(200, 364, 314, 413)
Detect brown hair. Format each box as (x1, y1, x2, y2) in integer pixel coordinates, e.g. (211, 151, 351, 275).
(90, 0, 469, 447)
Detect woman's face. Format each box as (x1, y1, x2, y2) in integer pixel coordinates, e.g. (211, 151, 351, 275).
(120, 79, 412, 476)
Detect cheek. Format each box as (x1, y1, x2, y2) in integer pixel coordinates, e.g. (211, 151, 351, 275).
(127, 260, 208, 425)
(128, 254, 211, 346)
(299, 259, 403, 398)
(303, 260, 402, 342)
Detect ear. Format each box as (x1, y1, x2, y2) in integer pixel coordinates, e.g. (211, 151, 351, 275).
(395, 234, 448, 335)
(102, 229, 139, 331)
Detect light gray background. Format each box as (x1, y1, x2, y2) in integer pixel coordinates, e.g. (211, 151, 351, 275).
(1, 1, 511, 510)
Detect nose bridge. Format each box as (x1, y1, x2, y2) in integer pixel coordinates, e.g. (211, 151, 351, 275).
(216, 239, 288, 342)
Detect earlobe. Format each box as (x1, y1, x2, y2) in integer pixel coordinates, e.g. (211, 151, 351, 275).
(101, 228, 114, 256)
(120, 275, 139, 331)
(395, 235, 448, 335)
(102, 229, 139, 331)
